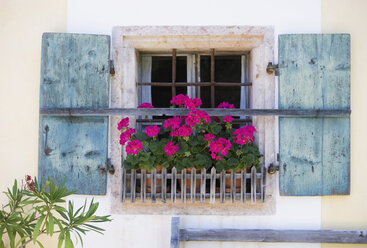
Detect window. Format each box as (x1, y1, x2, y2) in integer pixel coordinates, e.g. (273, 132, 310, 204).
(38, 28, 350, 215)
(110, 26, 276, 215)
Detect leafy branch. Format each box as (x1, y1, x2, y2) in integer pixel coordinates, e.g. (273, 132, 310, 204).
(0, 176, 111, 248)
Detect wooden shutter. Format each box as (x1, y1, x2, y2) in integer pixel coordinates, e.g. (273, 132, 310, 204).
(279, 34, 350, 196)
(38, 33, 110, 195)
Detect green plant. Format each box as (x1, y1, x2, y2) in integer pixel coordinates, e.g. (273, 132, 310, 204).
(120, 96, 262, 172)
(0, 176, 111, 248)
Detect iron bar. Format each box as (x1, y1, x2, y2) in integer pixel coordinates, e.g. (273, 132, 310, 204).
(210, 49, 215, 108)
(137, 82, 252, 87)
(172, 49, 177, 98)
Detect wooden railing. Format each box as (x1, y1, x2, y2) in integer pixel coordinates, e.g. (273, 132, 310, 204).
(170, 217, 367, 247)
(121, 165, 266, 204)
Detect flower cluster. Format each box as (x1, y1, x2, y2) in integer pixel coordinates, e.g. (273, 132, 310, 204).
(145, 125, 160, 138)
(164, 142, 179, 156)
(223, 115, 234, 123)
(170, 94, 189, 106)
(138, 102, 154, 108)
(163, 116, 182, 130)
(185, 110, 210, 126)
(119, 96, 261, 171)
(126, 140, 143, 155)
(118, 117, 136, 146)
(217, 101, 235, 109)
(209, 138, 232, 160)
(24, 175, 35, 191)
(117, 117, 129, 131)
(120, 128, 135, 145)
(233, 126, 257, 145)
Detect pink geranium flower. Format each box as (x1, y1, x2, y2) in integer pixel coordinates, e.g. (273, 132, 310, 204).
(119, 128, 136, 145)
(138, 102, 154, 108)
(145, 125, 160, 137)
(185, 110, 211, 127)
(204, 133, 215, 141)
(209, 138, 232, 160)
(223, 115, 234, 123)
(117, 117, 129, 130)
(170, 94, 189, 106)
(184, 97, 202, 110)
(126, 140, 143, 155)
(163, 116, 182, 130)
(164, 142, 179, 156)
(217, 102, 235, 109)
(178, 125, 193, 137)
(232, 126, 257, 145)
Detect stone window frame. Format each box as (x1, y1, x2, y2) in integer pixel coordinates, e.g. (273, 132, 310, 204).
(109, 26, 277, 215)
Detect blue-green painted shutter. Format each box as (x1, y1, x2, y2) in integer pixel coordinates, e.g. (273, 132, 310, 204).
(38, 33, 110, 195)
(279, 34, 350, 196)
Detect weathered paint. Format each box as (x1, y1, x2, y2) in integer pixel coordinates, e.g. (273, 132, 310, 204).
(38, 116, 108, 195)
(38, 33, 110, 195)
(279, 34, 350, 196)
(40, 33, 110, 108)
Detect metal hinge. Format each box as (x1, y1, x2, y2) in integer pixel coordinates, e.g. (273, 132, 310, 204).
(99, 158, 115, 175)
(109, 59, 115, 75)
(266, 62, 279, 76)
(268, 153, 280, 174)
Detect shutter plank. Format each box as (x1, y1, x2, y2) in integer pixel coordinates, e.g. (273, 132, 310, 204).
(39, 33, 110, 195)
(279, 34, 350, 196)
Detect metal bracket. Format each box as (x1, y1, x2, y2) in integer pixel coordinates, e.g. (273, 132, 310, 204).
(99, 158, 115, 175)
(267, 163, 279, 174)
(109, 59, 115, 75)
(266, 62, 279, 76)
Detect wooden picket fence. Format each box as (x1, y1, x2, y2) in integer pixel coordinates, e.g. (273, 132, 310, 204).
(121, 165, 266, 204)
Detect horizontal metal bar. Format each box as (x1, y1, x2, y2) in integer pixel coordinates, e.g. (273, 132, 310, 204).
(137, 82, 252, 87)
(40, 108, 351, 117)
(179, 228, 367, 244)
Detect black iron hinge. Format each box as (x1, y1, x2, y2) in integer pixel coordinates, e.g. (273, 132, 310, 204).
(99, 158, 115, 175)
(109, 59, 115, 75)
(266, 62, 279, 76)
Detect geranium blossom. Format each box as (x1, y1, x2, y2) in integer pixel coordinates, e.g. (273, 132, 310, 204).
(126, 140, 143, 155)
(170, 94, 189, 106)
(138, 102, 154, 108)
(145, 125, 160, 137)
(204, 133, 215, 141)
(163, 116, 182, 130)
(209, 138, 232, 160)
(184, 97, 202, 110)
(119, 128, 136, 145)
(164, 142, 179, 156)
(178, 125, 193, 137)
(217, 102, 235, 109)
(185, 110, 210, 126)
(223, 115, 234, 123)
(117, 117, 129, 130)
(233, 126, 257, 145)
(170, 129, 179, 137)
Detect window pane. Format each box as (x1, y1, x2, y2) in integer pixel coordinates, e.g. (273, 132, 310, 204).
(200, 55, 241, 108)
(151, 56, 187, 107)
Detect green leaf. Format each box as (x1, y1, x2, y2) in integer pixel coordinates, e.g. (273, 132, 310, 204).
(36, 240, 45, 248)
(33, 215, 46, 244)
(48, 214, 54, 236)
(65, 231, 74, 248)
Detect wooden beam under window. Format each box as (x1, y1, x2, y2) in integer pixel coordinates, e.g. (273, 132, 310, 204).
(40, 108, 351, 117)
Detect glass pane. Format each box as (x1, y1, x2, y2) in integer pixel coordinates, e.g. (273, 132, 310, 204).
(200, 55, 241, 108)
(151, 56, 187, 108)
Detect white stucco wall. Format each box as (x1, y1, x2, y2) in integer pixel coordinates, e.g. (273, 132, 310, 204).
(66, 0, 322, 247)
